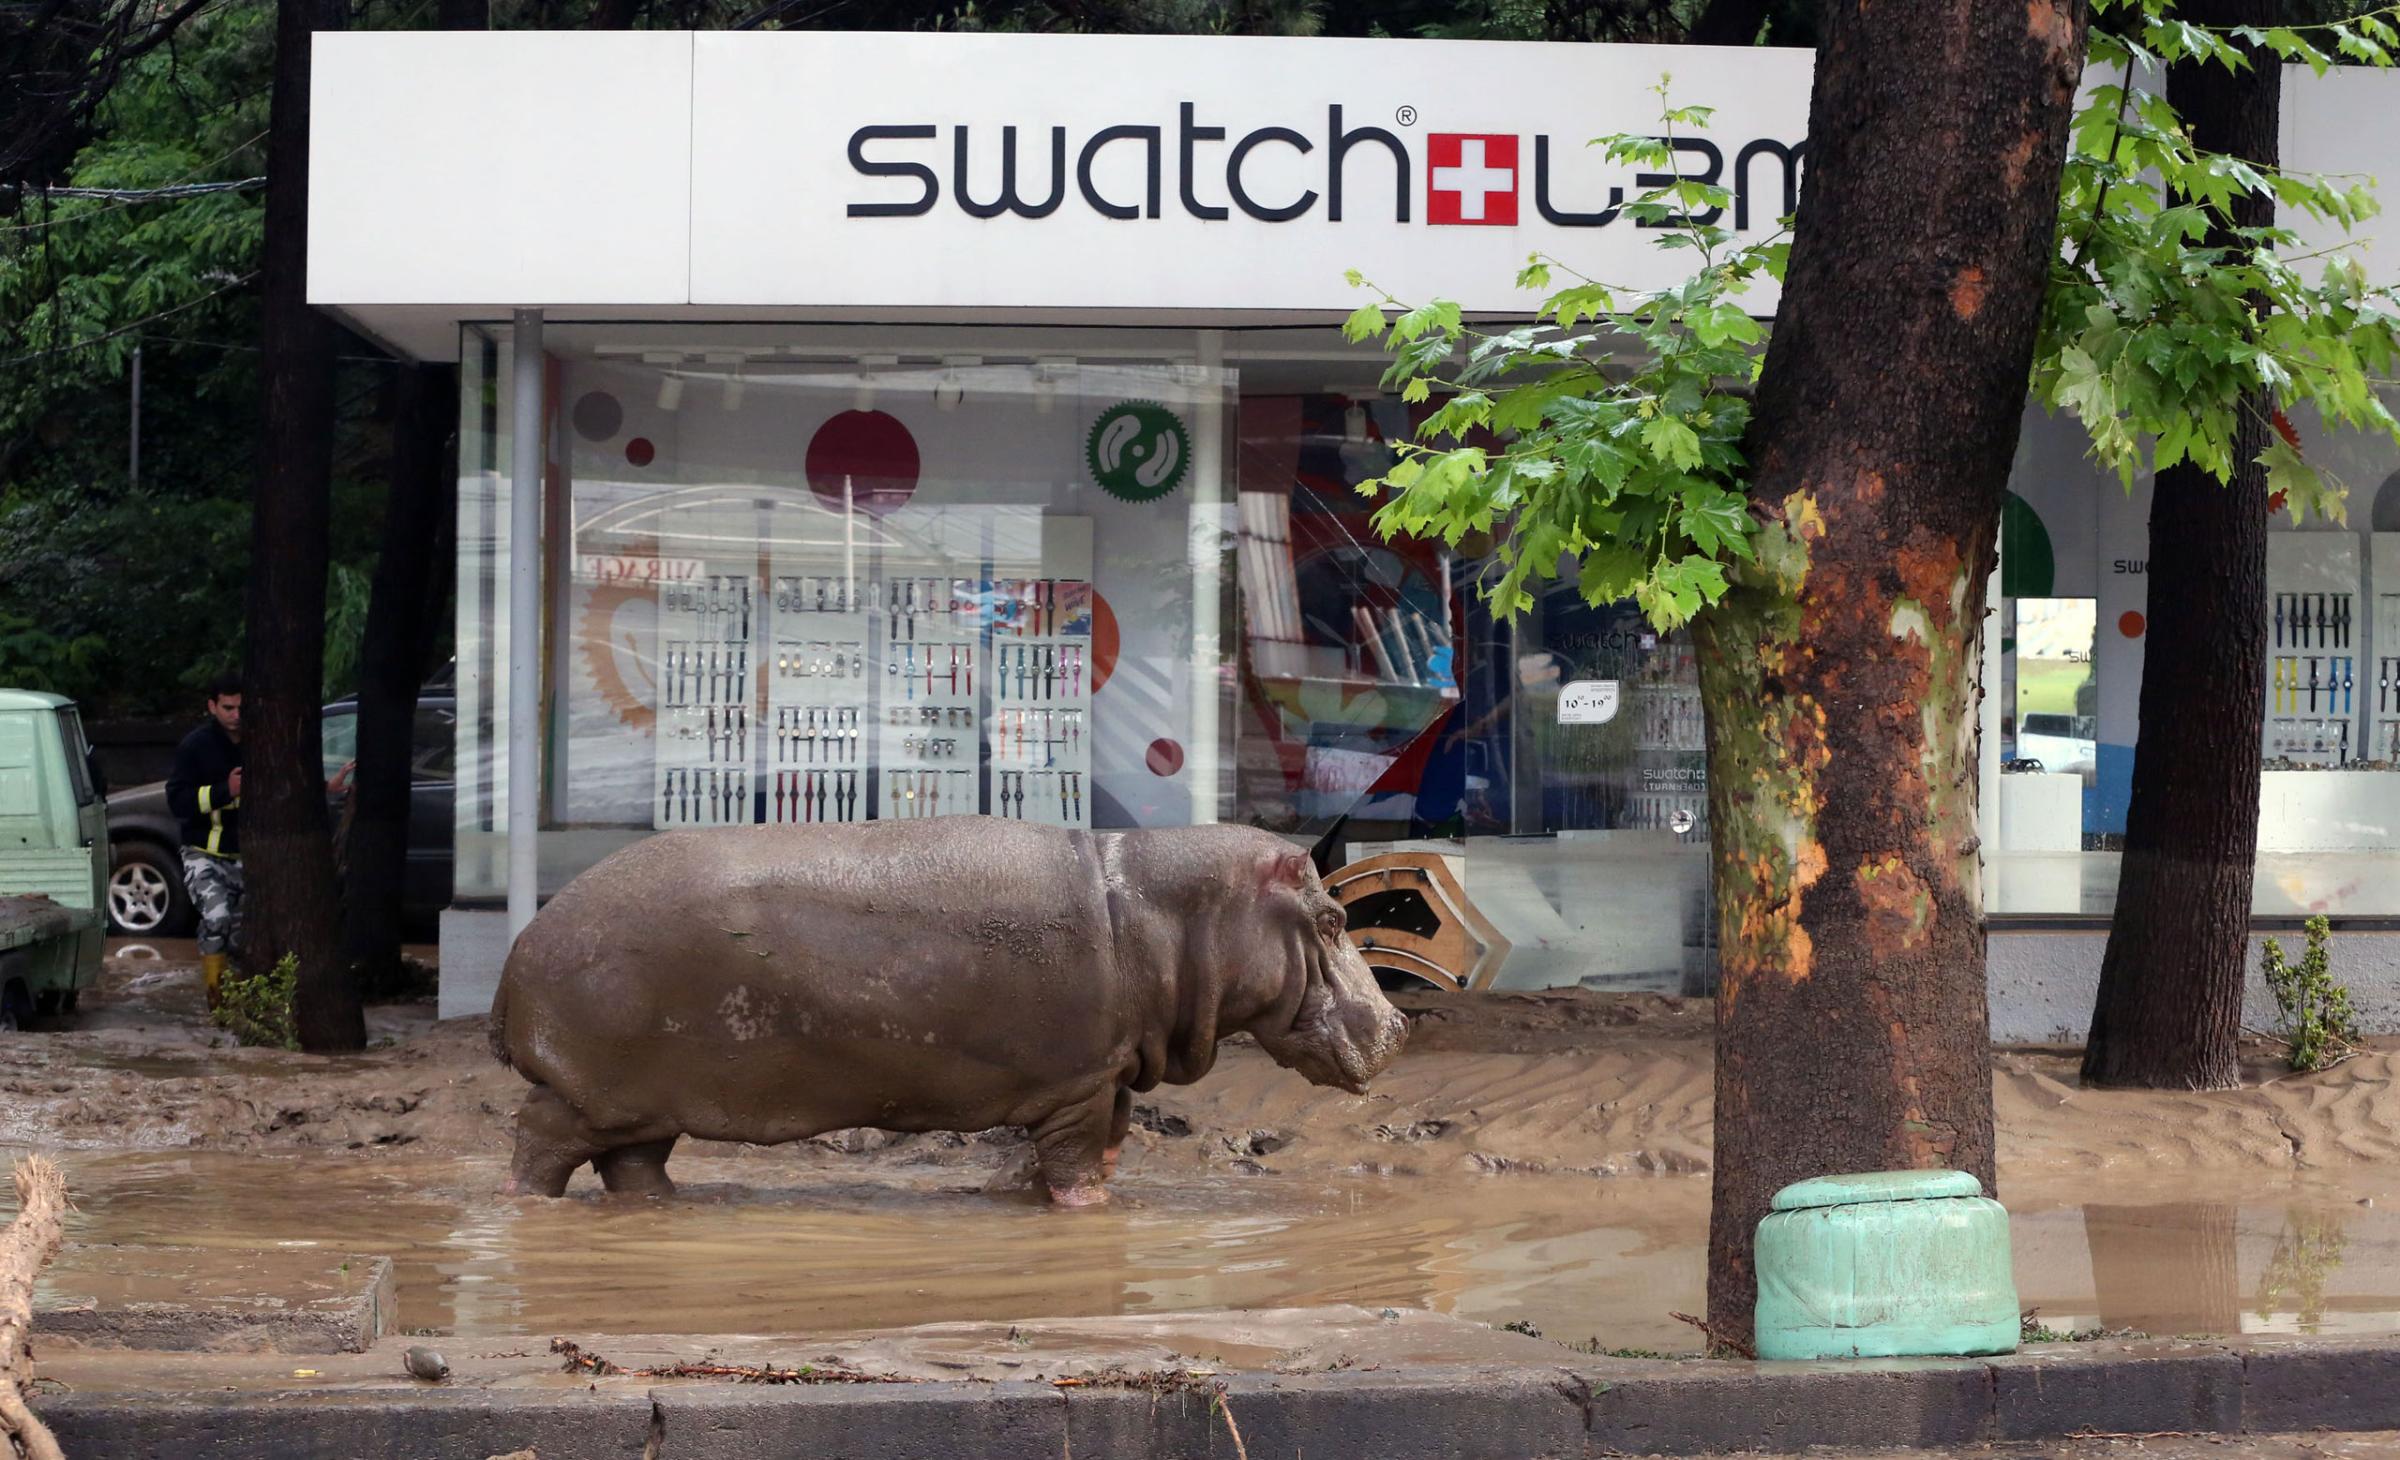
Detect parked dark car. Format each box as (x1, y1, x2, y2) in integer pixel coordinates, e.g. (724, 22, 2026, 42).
(104, 696, 457, 937)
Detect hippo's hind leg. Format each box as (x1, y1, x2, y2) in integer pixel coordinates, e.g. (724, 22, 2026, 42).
(1034, 1088, 1118, 1208)
(594, 1137, 679, 1198)
(1101, 1087, 1132, 1181)
(507, 1084, 610, 1197)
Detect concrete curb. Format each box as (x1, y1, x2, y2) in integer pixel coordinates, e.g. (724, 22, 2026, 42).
(37, 1337, 2400, 1458)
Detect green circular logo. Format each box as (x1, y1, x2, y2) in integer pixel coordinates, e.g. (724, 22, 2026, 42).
(1086, 400, 1191, 502)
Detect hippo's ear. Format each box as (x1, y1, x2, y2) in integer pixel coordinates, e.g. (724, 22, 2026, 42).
(1261, 848, 1311, 892)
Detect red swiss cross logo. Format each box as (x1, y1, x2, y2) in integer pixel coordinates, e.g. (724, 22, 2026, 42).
(1427, 133, 1519, 226)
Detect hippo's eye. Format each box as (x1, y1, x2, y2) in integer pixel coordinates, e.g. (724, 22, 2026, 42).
(1316, 909, 1346, 940)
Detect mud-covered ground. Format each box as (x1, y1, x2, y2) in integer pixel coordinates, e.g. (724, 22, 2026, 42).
(6, 946, 2397, 1186)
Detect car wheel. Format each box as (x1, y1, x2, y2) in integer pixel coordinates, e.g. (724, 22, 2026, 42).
(108, 841, 194, 938)
(0, 982, 27, 1033)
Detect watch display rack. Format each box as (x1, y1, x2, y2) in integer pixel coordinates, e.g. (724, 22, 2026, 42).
(654, 571, 756, 828)
(987, 577, 1094, 828)
(765, 571, 870, 826)
(2265, 534, 2364, 767)
(877, 575, 982, 822)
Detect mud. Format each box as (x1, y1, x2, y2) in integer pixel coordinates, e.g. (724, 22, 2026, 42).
(12, 948, 2400, 1354)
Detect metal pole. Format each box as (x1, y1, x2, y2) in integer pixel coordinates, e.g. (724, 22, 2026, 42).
(128, 343, 141, 490)
(508, 310, 543, 941)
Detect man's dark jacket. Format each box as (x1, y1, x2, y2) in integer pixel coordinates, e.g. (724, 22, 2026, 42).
(165, 721, 242, 858)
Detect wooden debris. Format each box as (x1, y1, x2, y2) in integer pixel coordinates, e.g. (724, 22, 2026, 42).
(0, 1156, 68, 1460)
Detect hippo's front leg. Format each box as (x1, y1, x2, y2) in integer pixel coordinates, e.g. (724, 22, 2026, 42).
(1033, 1088, 1119, 1207)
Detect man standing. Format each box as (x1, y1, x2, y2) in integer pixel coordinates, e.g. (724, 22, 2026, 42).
(166, 676, 248, 1008)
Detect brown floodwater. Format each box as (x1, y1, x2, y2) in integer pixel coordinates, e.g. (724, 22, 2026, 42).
(13, 1148, 2400, 1352)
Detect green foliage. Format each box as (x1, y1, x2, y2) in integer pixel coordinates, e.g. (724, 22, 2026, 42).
(1344, 82, 1778, 631)
(2038, 1, 2400, 522)
(0, 611, 110, 692)
(1, 4, 396, 714)
(213, 951, 300, 1050)
(2260, 914, 2360, 1072)
(1354, 6, 2400, 632)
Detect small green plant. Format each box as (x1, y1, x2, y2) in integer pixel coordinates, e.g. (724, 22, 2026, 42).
(1499, 1319, 1542, 1338)
(2020, 1311, 2145, 1344)
(2261, 916, 2360, 1073)
(213, 952, 299, 1050)
(1568, 1340, 1674, 1359)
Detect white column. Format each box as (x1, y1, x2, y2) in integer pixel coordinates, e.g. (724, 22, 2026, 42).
(508, 310, 543, 940)
(1188, 331, 1227, 824)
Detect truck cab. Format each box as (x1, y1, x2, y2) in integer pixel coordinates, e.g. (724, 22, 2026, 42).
(0, 690, 108, 1027)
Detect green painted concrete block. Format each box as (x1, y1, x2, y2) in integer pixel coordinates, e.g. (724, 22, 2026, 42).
(1754, 1169, 2019, 1362)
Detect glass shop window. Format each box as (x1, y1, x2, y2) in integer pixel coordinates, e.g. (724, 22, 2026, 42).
(451, 326, 1238, 900)
(1989, 395, 2400, 918)
(1230, 389, 1460, 847)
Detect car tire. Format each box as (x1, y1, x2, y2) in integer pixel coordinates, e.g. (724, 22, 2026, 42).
(108, 840, 195, 938)
(0, 981, 28, 1033)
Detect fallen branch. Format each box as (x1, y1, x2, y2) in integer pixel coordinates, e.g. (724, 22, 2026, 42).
(1669, 1310, 1756, 1361)
(0, 1157, 69, 1460)
(1209, 1382, 1250, 1460)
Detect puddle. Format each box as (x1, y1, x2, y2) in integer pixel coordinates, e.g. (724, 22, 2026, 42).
(8, 1150, 2400, 1352)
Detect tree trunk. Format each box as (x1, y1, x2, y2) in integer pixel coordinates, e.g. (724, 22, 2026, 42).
(1694, 0, 2089, 1348)
(340, 365, 457, 991)
(2080, 0, 2278, 1091)
(246, 0, 358, 1051)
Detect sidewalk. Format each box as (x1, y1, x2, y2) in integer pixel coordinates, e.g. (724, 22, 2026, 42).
(31, 1311, 2400, 1458)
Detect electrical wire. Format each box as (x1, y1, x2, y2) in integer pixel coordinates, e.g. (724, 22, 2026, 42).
(0, 128, 269, 233)
(2, 178, 261, 202)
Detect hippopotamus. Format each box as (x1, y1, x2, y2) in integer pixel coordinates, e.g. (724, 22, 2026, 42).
(489, 817, 1407, 1204)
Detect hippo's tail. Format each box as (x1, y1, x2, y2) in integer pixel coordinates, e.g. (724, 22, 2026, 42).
(488, 970, 515, 1071)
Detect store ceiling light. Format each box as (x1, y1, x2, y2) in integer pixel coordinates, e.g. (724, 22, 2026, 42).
(936, 355, 981, 413)
(855, 353, 899, 411)
(1032, 356, 1076, 415)
(644, 351, 684, 412)
(706, 351, 746, 412)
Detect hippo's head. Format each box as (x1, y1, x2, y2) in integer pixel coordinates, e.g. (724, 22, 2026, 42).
(1243, 848, 1409, 1095)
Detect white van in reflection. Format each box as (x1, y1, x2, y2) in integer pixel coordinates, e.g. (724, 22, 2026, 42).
(2011, 712, 2098, 780)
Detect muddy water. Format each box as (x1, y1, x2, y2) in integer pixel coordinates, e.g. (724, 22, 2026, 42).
(14, 1149, 2400, 1352)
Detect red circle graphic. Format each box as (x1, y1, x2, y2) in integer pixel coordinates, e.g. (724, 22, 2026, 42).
(1146, 739, 1185, 776)
(806, 411, 921, 515)
(2118, 610, 2146, 639)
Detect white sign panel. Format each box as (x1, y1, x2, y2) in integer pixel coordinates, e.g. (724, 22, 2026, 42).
(308, 31, 2400, 327)
(1558, 680, 1622, 724)
(688, 33, 1813, 314)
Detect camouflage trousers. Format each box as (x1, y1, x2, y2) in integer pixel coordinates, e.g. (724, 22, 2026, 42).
(180, 848, 244, 957)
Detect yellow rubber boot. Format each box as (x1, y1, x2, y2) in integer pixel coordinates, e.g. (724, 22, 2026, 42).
(201, 953, 227, 1012)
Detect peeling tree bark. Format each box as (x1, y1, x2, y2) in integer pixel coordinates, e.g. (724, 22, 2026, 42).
(1693, 0, 2089, 1347)
(2080, 0, 2278, 1092)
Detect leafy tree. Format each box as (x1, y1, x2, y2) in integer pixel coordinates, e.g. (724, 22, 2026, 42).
(2040, 4, 2400, 1087)
(1345, 0, 2400, 1343)
(1352, 0, 2094, 1346)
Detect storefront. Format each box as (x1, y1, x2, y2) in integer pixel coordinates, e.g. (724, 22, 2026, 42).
(307, 31, 2400, 1030)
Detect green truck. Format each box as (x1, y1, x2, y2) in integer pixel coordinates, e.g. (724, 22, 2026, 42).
(0, 690, 108, 1029)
